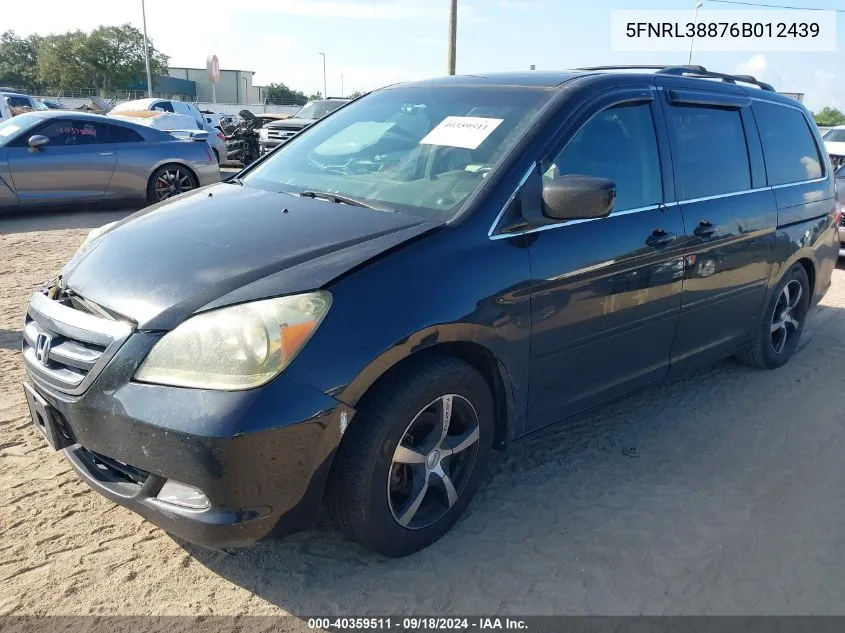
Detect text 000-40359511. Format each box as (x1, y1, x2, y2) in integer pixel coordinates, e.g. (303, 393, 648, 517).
(610, 9, 836, 52)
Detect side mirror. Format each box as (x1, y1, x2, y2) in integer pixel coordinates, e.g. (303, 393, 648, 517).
(28, 134, 49, 150)
(542, 175, 616, 221)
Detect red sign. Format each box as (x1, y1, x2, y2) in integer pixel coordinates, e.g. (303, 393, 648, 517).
(207, 55, 220, 84)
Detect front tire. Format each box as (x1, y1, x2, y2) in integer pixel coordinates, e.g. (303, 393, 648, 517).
(326, 357, 494, 557)
(736, 263, 810, 369)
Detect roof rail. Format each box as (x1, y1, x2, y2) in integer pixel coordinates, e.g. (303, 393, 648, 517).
(576, 64, 775, 92)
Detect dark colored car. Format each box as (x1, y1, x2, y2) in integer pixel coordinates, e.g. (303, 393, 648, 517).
(257, 97, 350, 154)
(22, 66, 838, 557)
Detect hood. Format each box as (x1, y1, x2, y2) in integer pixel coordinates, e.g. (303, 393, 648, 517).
(61, 183, 441, 330)
(265, 118, 315, 129)
(825, 140, 845, 156)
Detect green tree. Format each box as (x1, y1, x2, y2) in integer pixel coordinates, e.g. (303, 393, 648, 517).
(265, 82, 308, 105)
(0, 31, 41, 90)
(36, 31, 91, 89)
(308, 91, 323, 100)
(83, 24, 168, 93)
(348, 90, 364, 98)
(35, 24, 168, 93)
(814, 107, 845, 127)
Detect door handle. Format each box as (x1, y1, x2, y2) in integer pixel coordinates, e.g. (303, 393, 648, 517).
(693, 221, 717, 238)
(646, 229, 676, 248)
(99, 152, 114, 156)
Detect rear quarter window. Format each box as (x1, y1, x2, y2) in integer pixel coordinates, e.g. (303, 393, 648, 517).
(753, 101, 823, 185)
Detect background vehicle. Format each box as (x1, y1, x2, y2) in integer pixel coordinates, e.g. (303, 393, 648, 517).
(0, 111, 219, 210)
(21, 67, 837, 558)
(258, 97, 349, 155)
(823, 126, 845, 169)
(222, 110, 262, 166)
(1, 91, 39, 118)
(111, 98, 227, 164)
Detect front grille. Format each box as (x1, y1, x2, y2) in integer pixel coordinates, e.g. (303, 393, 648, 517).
(266, 128, 299, 143)
(23, 289, 132, 396)
(830, 154, 845, 169)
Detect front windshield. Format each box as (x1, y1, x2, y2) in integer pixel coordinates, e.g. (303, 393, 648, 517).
(0, 113, 38, 146)
(824, 129, 845, 143)
(295, 101, 342, 120)
(244, 86, 551, 218)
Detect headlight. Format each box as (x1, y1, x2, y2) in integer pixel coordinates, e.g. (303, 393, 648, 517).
(134, 292, 332, 390)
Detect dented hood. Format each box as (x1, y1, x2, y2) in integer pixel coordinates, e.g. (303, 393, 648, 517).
(61, 182, 440, 330)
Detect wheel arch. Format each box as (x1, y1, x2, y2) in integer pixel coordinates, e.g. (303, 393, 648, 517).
(145, 161, 200, 201)
(337, 329, 523, 451)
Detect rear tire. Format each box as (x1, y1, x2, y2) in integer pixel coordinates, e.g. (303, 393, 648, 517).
(736, 263, 810, 369)
(325, 357, 494, 557)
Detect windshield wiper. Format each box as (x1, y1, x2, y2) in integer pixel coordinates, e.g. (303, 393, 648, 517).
(226, 176, 244, 185)
(297, 190, 395, 212)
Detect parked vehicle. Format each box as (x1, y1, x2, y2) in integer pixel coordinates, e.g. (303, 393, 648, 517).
(0, 111, 219, 210)
(822, 126, 845, 169)
(21, 67, 837, 557)
(257, 97, 349, 155)
(39, 98, 71, 110)
(1, 91, 39, 118)
(111, 98, 227, 164)
(222, 110, 262, 166)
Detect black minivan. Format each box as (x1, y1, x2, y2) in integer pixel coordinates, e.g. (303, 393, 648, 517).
(22, 66, 838, 557)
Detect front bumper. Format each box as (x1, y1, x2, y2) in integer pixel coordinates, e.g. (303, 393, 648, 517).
(25, 328, 353, 549)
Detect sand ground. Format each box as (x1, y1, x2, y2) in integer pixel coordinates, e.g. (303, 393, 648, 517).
(2, 208, 845, 618)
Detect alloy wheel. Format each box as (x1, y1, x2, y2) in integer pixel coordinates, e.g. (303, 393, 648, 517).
(770, 279, 803, 354)
(154, 167, 195, 201)
(387, 394, 481, 530)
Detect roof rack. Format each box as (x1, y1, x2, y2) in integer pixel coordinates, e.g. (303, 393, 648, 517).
(576, 65, 775, 92)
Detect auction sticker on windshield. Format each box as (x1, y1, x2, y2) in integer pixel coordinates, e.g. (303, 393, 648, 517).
(420, 116, 504, 150)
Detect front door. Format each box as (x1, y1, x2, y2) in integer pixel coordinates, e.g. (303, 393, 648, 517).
(525, 95, 685, 430)
(7, 118, 117, 206)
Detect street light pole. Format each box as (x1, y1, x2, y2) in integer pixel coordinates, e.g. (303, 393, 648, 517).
(447, 0, 457, 75)
(318, 52, 327, 98)
(688, 1, 704, 66)
(340, 73, 344, 97)
(141, 0, 153, 97)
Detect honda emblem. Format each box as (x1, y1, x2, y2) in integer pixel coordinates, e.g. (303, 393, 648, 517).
(34, 333, 52, 365)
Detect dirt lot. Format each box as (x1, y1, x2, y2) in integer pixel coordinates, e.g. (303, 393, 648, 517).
(3, 209, 845, 617)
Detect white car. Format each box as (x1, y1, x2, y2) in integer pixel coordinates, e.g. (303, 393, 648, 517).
(111, 98, 227, 164)
(822, 126, 845, 169)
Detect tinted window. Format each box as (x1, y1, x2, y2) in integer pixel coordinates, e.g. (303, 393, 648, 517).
(754, 101, 823, 185)
(543, 103, 662, 213)
(667, 106, 750, 199)
(107, 124, 144, 143)
(152, 101, 174, 113)
(27, 119, 108, 146)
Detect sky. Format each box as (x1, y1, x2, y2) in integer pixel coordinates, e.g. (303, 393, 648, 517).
(3, 0, 843, 110)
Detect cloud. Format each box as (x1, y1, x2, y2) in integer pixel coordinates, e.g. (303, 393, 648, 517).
(735, 53, 766, 79)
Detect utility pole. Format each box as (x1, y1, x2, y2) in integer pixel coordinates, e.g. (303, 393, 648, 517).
(318, 52, 327, 98)
(447, 0, 457, 75)
(141, 0, 153, 97)
(340, 73, 344, 97)
(688, 2, 704, 66)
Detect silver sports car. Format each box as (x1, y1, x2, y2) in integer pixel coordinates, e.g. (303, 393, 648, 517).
(0, 111, 220, 210)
